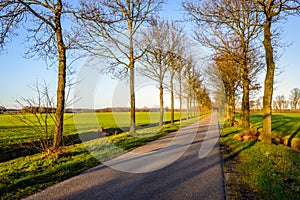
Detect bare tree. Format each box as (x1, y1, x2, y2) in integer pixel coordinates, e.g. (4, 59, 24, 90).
(254, 0, 300, 144)
(174, 52, 187, 124)
(76, 0, 164, 134)
(15, 81, 56, 154)
(210, 52, 241, 126)
(183, 57, 198, 120)
(274, 94, 285, 112)
(0, 0, 76, 151)
(139, 18, 170, 127)
(165, 21, 185, 124)
(290, 88, 300, 111)
(183, 0, 263, 130)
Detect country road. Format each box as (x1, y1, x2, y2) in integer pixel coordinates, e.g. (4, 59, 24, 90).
(24, 113, 225, 200)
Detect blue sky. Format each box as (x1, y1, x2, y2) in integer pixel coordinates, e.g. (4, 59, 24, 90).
(1, 0, 300, 109)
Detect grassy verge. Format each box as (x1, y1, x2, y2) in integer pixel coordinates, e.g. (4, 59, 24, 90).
(251, 113, 300, 151)
(0, 114, 208, 200)
(0, 112, 189, 162)
(221, 123, 300, 199)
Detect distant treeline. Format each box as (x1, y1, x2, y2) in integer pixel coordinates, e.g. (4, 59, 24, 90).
(70, 107, 187, 113)
(21, 106, 56, 114)
(0, 106, 187, 114)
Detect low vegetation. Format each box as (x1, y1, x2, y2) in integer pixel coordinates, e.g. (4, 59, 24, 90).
(0, 112, 207, 200)
(221, 113, 300, 199)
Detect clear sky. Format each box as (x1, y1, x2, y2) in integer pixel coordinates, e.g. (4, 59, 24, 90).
(1, 0, 300, 109)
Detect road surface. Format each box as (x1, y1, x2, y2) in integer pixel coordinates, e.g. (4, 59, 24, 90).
(24, 113, 225, 200)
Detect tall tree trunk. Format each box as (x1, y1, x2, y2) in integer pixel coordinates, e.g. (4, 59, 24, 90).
(170, 71, 175, 124)
(178, 75, 183, 124)
(226, 89, 235, 126)
(193, 96, 196, 117)
(262, 19, 275, 144)
(189, 90, 192, 118)
(229, 90, 235, 126)
(241, 66, 250, 130)
(129, 25, 136, 134)
(159, 83, 164, 127)
(129, 66, 136, 134)
(187, 94, 190, 120)
(53, 3, 66, 150)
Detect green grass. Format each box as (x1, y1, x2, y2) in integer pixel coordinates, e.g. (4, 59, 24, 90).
(0, 112, 207, 200)
(239, 113, 300, 150)
(221, 113, 300, 199)
(0, 112, 189, 162)
(250, 113, 300, 139)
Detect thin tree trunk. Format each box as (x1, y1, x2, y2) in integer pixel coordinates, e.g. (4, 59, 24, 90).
(187, 94, 190, 120)
(230, 89, 235, 126)
(262, 19, 275, 144)
(170, 71, 175, 124)
(129, 24, 136, 134)
(193, 96, 197, 117)
(179, 75, 182, 124)
(129, 66, 136, 134)
(53, 3, 66, 150)
(159, 83, 164, 127)
(189, 90, 192, 118)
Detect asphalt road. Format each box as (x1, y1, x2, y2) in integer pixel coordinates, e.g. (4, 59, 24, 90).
(24, 113, 225, 200)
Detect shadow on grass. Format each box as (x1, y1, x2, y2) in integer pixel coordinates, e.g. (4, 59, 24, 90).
(287, 126, 300, 147)
(1, 155, 100, 200)
(0, 117, 194, 162)
(222, 141, 256, 163)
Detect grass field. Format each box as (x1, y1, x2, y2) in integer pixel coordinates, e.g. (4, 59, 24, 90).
(249, 113, 300, 150)
(0, 112, 188, 144)
(221, 113, 300, 199)
(0, 111, 205, 200)
(0, 112, 190, 161)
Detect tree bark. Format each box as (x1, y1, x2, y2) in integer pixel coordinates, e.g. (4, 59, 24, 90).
(226, 88, 235, 126)
(53, 1, 66, 150)
(187, 93, 190, 120)
(241, 66, 250, 130)
(262, 19, 275, 144)
(170, 71, 175, 124)
(129, 65, 136, 134)
(179, 76, 182, 124)
(159, 83, 164, 127)
(128, 19, 136, 135)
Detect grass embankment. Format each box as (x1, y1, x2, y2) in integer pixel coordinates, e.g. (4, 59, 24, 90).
(221, 113, 300, 199)
(0, 112, 208, 200)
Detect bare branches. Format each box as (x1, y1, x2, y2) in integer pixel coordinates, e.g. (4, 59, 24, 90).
(0, 1, 25, 50)
(76, 0, 165, 71)
(0, 0, 78, 150)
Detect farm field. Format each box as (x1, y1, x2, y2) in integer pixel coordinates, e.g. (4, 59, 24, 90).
(248, 113, 300, 149)
(0, 112, 189, 144)
(221, 113, 300, 199)
(251, 113, 300, 138)
(0, 111, 203, 200)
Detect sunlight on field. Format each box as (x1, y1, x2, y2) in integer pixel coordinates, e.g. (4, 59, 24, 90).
(0, 112, 187, 145)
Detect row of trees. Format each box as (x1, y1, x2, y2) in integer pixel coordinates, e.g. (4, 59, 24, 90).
(0, 0, 211, 152)
(183, 0, 300, 144)
(139, 19, 211, 126)
(272, 88, 300, 111)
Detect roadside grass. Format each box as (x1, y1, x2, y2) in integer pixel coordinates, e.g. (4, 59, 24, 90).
(0, 112, 189, 162)
(250, 113, 300, 150)
(0, 113, 208, 200)
(221, 113, 300, 199)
